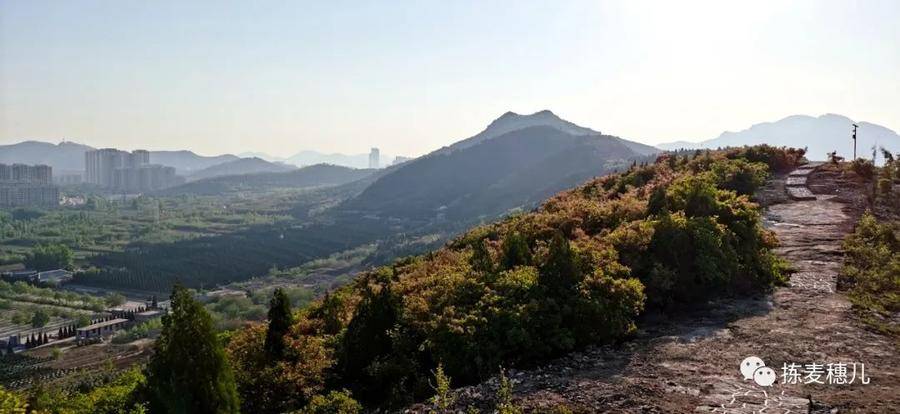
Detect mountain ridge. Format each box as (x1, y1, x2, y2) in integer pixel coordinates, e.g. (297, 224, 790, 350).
(185, 157, 296, 182)
(658, 113, 899, 163)
(0, 140, 241, 174)
(158, 163, 375, 196)
(342, 112, 655, 224)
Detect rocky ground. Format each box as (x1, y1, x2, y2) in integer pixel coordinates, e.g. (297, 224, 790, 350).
(409, 164, 899, 413)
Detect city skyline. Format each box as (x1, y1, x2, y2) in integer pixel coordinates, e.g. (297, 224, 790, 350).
(2, 1, 899, 158)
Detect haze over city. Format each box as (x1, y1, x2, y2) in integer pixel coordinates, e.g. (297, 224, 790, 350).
(2, 0, 898, 157)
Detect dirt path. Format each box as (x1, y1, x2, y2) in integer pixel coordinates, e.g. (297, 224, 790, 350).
(432, 165, 899, 413)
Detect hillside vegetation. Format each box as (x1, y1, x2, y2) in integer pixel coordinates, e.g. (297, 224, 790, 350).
(839, 148, 900, 336)
(0, 145, 805, 414)
(225, 145, 803, 411)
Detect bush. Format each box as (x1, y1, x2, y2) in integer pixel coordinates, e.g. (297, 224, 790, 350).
(849, 158, 876, 180)
(710, 159, 769, 195)
(297, 390, 361, 414)
(723, 144, 805, 173)
(0, 385, 28, 413)
(105, 293, 126, 308)
(878, 178, 893, 196)
(25, 368, 147, 414)
(840, 213, 899, 335)
(111, 318, 163, 344)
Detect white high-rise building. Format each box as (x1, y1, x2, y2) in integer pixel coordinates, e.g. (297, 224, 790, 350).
(85, 148, 150, 187)
(85, 148, 179, 192)
(369, 148, 380, 169)
(0, 164, 58, 207)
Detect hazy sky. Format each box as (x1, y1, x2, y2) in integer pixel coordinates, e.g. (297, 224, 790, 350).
(1, 0, 898, 157)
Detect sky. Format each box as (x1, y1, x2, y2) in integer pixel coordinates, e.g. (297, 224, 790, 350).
(1, 0, 898, 157)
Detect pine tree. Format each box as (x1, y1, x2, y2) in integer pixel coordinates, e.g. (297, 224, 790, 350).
(647, 185, 669, 215)
(264, 288, 293, 361)
(469, 239, 494, 274)
(144, 285, 240, 413)
(338, 283, 401, 404)
(539, 231, 581, 297)
(500, 232, 531, 270)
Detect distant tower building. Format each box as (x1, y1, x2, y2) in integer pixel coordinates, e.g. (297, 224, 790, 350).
(85, 148, 174, 192)
(0, 164, 59, 207)
(369, 148, 380, 169)
(391, 156, 412, 166)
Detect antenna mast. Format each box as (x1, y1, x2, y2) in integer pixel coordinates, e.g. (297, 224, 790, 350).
(852, 123, 859, 159)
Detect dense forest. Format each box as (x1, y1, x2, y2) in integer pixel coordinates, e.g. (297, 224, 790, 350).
(77, 217, 394, 292)
(1, 179, 382, 293)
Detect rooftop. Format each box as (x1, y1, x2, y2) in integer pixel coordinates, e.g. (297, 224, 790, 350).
(76, 318, 129, 331)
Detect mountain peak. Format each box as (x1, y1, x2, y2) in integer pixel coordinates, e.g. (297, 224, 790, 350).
(492, 109, 559, 123)
(435, 110, 603, 156)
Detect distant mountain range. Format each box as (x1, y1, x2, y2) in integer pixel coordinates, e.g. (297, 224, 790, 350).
(185, 157, 296, 182)
(342, 110, 658, 222)
(159, 164, 375, 196)
(0, 141, 94, 173)
(0, 140, 395, 176)
(0, 141, 240, 175)
(148, 151, 239, 174)
(241, 150, 400, 169)
(659, 114, 899, 163)
(7, 112, 893, 186)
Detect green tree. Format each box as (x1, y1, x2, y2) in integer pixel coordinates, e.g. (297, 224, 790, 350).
(31, 309, 49, 328)
(337, 281, 411, 406)
(105, 292, 127, 308)
(499, 232, 531, 270)
(539, 231, 581, 297)
(469, 239, 494, 274)
(264, 288, 293, 361)
(24, 243, 74, 271)
(144, 285, 240, 413)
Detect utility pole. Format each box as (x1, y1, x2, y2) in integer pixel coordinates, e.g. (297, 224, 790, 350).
(852, 123, 859, 159)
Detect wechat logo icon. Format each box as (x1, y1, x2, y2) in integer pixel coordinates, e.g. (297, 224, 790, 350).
(740, 356, 774, 387)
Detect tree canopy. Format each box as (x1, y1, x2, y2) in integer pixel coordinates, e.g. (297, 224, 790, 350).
(144, 285, 240, 413)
